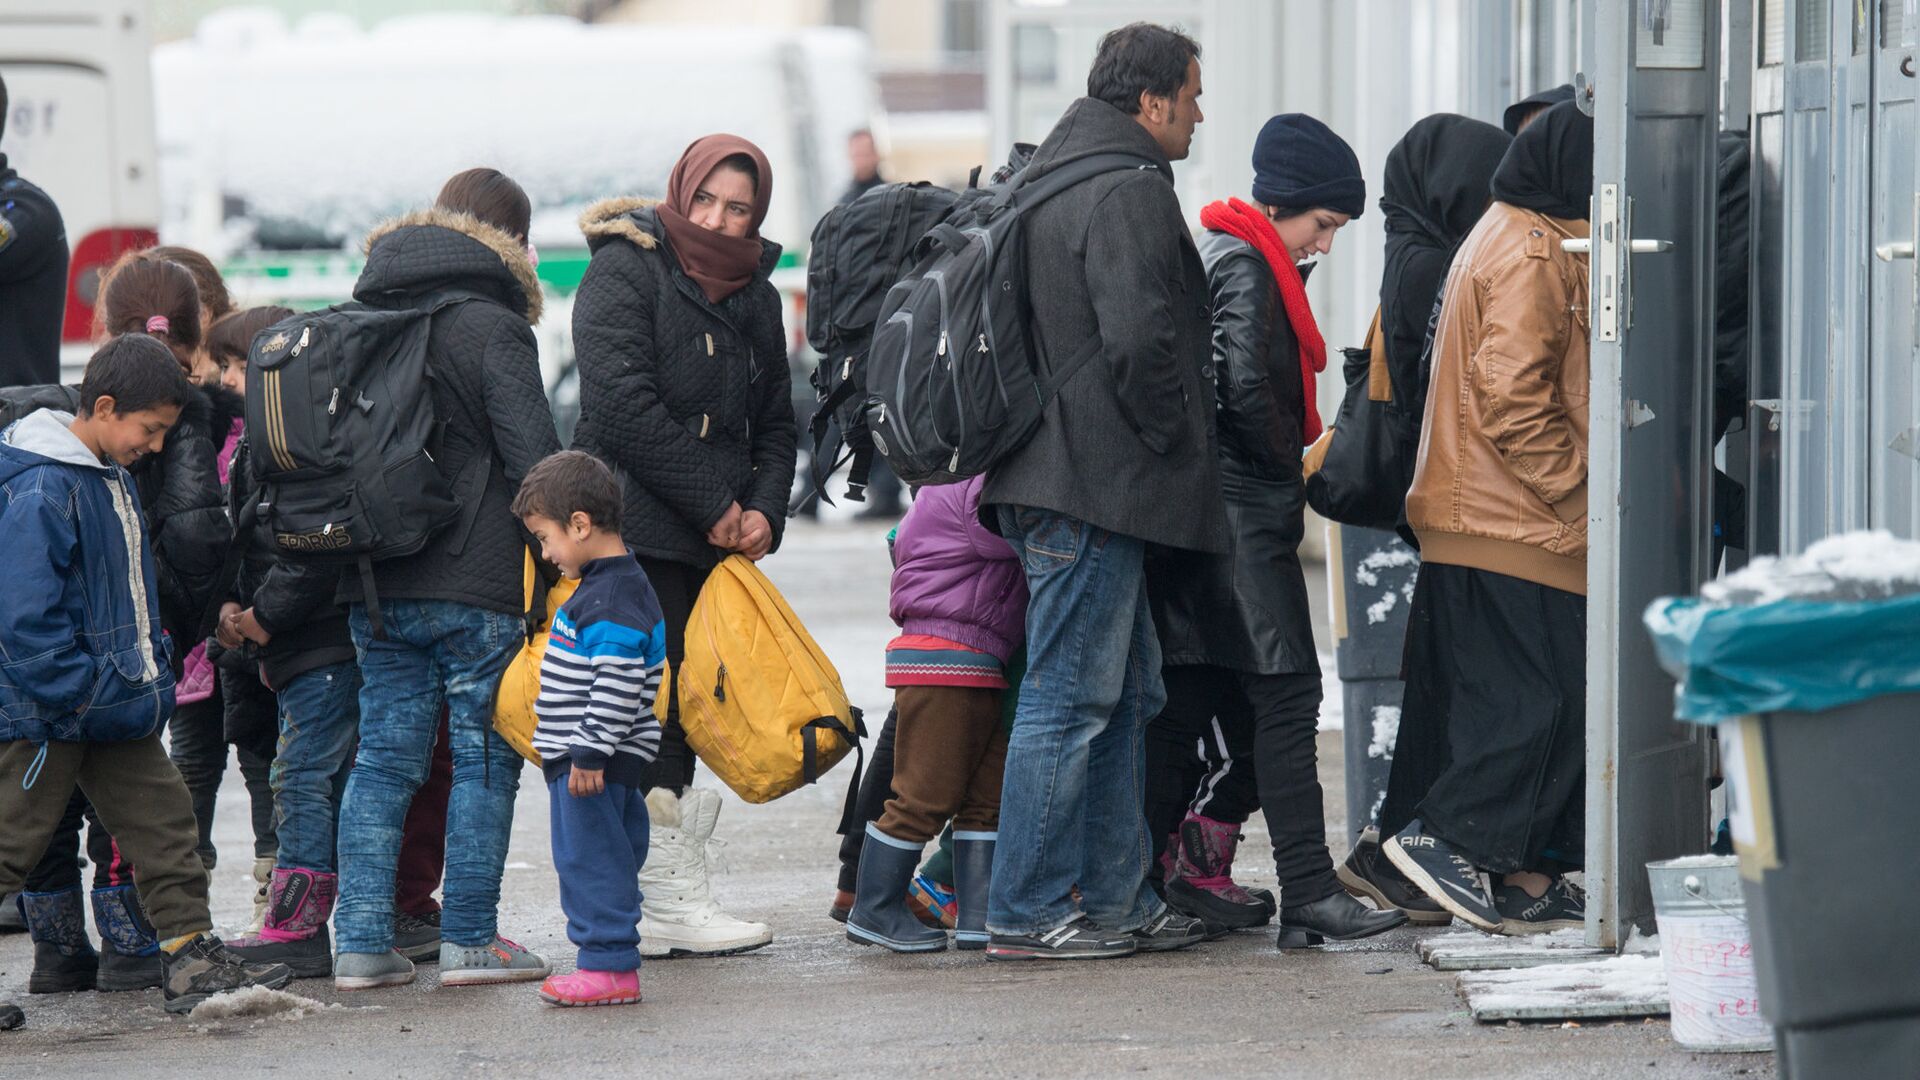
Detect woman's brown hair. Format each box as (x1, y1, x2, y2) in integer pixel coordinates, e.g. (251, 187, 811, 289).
(98, 250, 202, 370)
(206, 305, 295, 366)
(435, 168, 531, 243)
(149, 245, 234, 322)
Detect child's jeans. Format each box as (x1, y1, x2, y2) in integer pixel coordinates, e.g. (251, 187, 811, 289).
(269, 661, 361, 873)
(548, 772, 650, 973)
(874, 686, 1008, 844)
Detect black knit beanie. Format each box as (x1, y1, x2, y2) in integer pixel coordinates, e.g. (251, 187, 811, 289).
(1250, 113, 1366, 219)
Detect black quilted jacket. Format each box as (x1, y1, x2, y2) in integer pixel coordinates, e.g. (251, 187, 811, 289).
(337, 209, 561, 617)
(571, 200, 796, 568)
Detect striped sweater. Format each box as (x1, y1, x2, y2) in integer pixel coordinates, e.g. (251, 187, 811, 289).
(532, 553, 668, 787)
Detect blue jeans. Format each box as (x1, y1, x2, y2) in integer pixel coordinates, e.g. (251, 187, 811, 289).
(335, 600, 522, 953)
(269, 661, 361, 873)
(987, 506, 1167, 936)
(548, 774, 650, 972)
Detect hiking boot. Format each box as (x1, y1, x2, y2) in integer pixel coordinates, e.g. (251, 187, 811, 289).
(334, 949, 415, 991)
(440, 935, 549, 986)
(1275, 890, 1409, 949)
(247, 856, 275, 936)
(393, 909, 442, 963)
(0, 1002, 21, 1030)
(1382, 820, 1500, 932)
(1131, 907, 1208, 953)
(226, 868, 336, 978)
(638, 789, 773, 958)
(845, 825, 947, 953)
(986, 916, 1138, 961)
(827, 889, 854, 925)
(161, 934, 294, 1014)
(950, 832, 994, 951)
(1337, 827, 1453, 926)
(538, 969, 641, 1008)
(906, 873, 958, 930)
(1495, 876, 1587, 935)
(0, 892, 26, 933)
(91, 885, 162, 992)
(1162, 813, 1273, 930)
(22, 888, 97, 993)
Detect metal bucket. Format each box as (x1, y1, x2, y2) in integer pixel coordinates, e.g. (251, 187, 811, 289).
(1646, 855, 1772, 1052)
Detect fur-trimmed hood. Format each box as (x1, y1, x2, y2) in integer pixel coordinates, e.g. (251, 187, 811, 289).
(578, 196, 782, 279)
(357, 207, 544, 325)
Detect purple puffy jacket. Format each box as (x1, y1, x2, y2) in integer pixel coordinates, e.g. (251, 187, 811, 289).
(888, 475, 1029, 663)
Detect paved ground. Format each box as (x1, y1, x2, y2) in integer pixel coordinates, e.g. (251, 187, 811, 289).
(0, 522, 1777, 1078)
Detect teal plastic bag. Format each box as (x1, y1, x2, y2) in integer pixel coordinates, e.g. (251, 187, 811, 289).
(1644, 593, 1920, 724)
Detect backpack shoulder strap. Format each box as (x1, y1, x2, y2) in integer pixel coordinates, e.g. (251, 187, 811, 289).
(1008, 152, 1160, 210)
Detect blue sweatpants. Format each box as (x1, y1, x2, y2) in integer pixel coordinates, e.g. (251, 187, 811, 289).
(547, 775, 651, 972)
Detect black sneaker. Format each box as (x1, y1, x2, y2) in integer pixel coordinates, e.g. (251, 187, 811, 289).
(1131, 907, 1208, 953)
(393, 909, 442, 964)
(1381, 820, 1500, 932)
(1494, 876, 1586, 935)
(1337, 828, 1454, 926)
(985, 916, 1138, 961)
(161, 934, 294, 1014)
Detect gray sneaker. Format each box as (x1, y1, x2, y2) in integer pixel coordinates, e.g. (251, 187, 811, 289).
(333, 949, 415, 991)
(439, 936, 549, 987)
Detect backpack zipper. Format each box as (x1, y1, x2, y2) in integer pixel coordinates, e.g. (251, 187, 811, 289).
(714, 663, 727, 703)
(327, 387, 341, 416)
(291, 325, 311, 357)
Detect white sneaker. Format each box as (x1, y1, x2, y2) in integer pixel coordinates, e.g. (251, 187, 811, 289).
(637, 788, 773, 957)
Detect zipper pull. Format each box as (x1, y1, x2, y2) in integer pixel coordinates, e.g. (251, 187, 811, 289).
(937, 331, 948, 357)
(292, 325, 311, 356)
(328, 387, 341, 416)
(714, 664, 727, 703)
(977, 333, 988, 354)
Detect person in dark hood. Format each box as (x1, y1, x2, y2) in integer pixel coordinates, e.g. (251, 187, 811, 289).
(1147, 113, 1407, 950)
(978, 22, 1224, 962)
(572, 134, 795, 958)
(1379, 100, 1594, 937)
(1503, 83, 1576, 136)
(330, 168, 562, 993)
(0, 71, 69, 389)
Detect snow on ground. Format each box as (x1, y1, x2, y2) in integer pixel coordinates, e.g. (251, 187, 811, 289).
(1457, 954, 1669, 1020)
(187, 986, 344, 1023)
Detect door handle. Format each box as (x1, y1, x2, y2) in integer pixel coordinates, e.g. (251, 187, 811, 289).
(1562, 238, 1592, 254)
(1875, 241, 1916, 261)
(1629, 239, 1674, 254)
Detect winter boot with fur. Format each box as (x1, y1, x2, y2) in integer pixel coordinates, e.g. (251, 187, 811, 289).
(227, 868, 337, 978)
(637, 789, 773, 958)
(91, 885, 162, 991)
(21, 888, 97, 993)
(1163, 813, 1275, 930)
(247, 856, 275, 936)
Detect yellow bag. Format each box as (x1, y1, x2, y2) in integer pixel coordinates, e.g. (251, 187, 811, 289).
(492, 558, 578, 765)
(678, 554, 863, 813)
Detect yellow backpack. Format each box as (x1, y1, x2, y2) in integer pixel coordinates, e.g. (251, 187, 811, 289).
(678, 554, 863, 823)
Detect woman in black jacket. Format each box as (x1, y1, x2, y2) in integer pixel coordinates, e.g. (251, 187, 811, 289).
(571, 135, 795, 957)
(1147, 115, 1406, 948)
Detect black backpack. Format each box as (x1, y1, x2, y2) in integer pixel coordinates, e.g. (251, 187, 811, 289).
(0, 383, 81, 430)
(862, 152, 1155, 488)
(240, 299, 482, 632)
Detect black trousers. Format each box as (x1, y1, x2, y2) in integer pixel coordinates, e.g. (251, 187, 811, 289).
(1145, 666, 1259, 881)
(836, 705, 899, 892)
(636, 556, 714, 797)
(1379, 562, 1586, 875)
(1146, 664, 1338, 905)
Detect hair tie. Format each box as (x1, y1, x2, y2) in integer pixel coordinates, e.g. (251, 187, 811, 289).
(145, 315, 171, 335)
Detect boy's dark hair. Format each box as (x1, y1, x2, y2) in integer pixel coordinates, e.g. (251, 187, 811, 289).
(80, 334, 196, 416)
(436, 167, 532, 244)
(512, 450, 623, 532)
(206, 305, 295, 366)
(1086, 22, 1200, 116)
(149, 245, 235, 322)
(98, 250, 203, 370)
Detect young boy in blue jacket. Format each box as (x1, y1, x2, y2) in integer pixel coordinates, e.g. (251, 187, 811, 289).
(513, 450, 667, 1008)
(0, 335, 293, 1028)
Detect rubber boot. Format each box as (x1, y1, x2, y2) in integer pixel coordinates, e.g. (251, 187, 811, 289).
(21, 889, 97, 993)
(227, 868, 337, 978)
(951, 831, 995, 951)
(91, 885, 162, 991)
(845, 824, 946, 953)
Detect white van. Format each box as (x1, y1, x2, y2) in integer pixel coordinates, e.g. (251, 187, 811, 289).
(0, 0, 159, 382)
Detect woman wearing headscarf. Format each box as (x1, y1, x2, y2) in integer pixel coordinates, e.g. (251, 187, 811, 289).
(572, 135, 795, 959)
(1378, 99, 1594, 937)
(1147, 115, 1407, 949)
(1335, 114, 1511, 928)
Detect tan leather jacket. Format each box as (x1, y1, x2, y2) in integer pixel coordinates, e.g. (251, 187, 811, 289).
(1406, 202, 1590, 595)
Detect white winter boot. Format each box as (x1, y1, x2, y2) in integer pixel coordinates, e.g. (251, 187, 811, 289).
(638, 788, 773, 957)
(247, 855, 275, 935)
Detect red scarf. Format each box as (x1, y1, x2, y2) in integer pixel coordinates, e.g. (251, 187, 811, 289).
(1198, 197, 1325, 446)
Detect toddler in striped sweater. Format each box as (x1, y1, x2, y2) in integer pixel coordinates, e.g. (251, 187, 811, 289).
(513, 451, 667, 1008)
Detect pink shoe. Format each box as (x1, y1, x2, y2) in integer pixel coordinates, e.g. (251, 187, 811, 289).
(538, 968, 641, 1007)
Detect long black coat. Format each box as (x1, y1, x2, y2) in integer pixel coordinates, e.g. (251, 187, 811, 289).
(338, 208, 561, 617)
(979, 97, 1228, 554)
(0, 153, 69, 387)
(571, 200, 796, 568)
(1149, 231, 1317, 676)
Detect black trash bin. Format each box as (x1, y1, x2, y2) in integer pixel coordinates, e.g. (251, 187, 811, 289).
(1331, 524, 1417, 840)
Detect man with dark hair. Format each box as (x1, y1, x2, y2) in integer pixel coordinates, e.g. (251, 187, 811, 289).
(838, 129, 885, 206)
(979, 21, 1226, 961)
(0, 70, 72, 388)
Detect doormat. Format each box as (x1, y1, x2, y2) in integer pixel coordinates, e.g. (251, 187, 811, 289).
(1457, 954, 1669, 1022)
(1417, 927, 1607, 971)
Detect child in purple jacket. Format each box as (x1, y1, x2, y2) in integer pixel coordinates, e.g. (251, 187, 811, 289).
(845, 474, 1028, 954)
